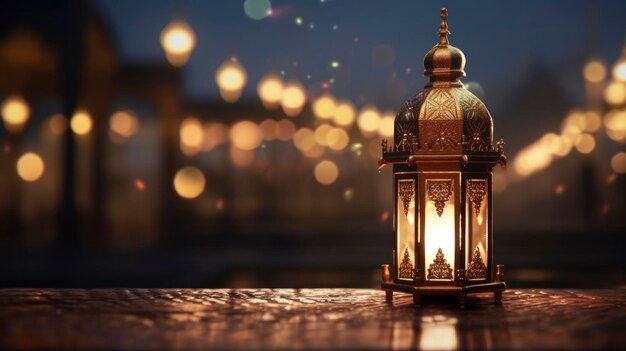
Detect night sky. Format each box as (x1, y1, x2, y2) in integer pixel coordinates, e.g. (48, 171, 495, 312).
(97, 0, 626, 115)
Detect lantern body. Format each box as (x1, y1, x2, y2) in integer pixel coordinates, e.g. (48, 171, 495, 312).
(380, 8, 507, 305)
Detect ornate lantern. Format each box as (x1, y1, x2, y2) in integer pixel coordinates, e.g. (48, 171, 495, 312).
(379, 8, 507, 305)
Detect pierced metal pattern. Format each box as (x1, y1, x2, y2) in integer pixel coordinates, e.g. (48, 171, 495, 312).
(427, 180, 453, 217)
(422, 89, 457, 120)
(398, 248, 414, 279)
(398, 180, 414, 217)
(467, 179, 487, 217)
(394, 91, 426, 146)
(454, 88, 492, 152)
(467, 247, 487, 280)
(427, 248, 453, 280)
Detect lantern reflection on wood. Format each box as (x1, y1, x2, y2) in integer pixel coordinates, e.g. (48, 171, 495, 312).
(379, 8, 507, 306)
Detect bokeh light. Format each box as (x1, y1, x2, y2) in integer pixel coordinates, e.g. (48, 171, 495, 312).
(378, 111, 395, 137)
(202, 122, 228, 151)
(173, 166, 205, 199)
(1, 94, 30, 133)
(612, 60, 626, 81)
(314, 123, 333, 146)
(110, 110, 139, 139)
(275, 119, 296, 141)
(611, 152, 626, 174)
(357, 106, 381, 137)
(70, 109, 93, 136)
(160, 19, 196, 67)
(17, 152, 44, 182)
(259, 119, 277, 141)
(333, 100, 356, 128)
(312, 94, 336, 120)
(604, 81, 626, 106)
(216, 59, 247, 103)
(583, 60, 607, 83)
(229, 120, 262, 150)
(281, 81, 306, 117)
(326, 127, 349, 151)
(180, 117, 204, 152)
(293, 128, 316, 152)
(314, 160, 339, 185)
(243, 0, 271, 20)
(230, 146, 254, 168)
(49, 114, 68, 136)
(575, 133, 595, 154)
(257, 74, 284, 110)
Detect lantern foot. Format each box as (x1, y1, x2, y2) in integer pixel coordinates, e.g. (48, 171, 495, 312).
(381, 281, 506, 306)
(385, 290, 393, 302)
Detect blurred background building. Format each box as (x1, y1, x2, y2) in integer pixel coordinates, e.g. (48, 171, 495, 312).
(0, 0, 625, 288)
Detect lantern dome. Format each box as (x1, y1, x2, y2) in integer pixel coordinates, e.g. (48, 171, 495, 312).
(394, 8, 493, 154)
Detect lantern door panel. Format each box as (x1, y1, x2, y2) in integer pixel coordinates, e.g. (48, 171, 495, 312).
(421, 173, 459, 283)
(395, 177, 416, 282)
(465, 176, 490, 282)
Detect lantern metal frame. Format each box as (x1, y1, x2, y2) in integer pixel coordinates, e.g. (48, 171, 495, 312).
(378, 8, 507, 306)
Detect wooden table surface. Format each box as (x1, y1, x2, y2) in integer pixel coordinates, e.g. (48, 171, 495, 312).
(0, 288, 624, 350)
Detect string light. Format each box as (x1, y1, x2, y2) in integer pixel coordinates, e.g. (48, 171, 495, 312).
(160, 19, 196, 67)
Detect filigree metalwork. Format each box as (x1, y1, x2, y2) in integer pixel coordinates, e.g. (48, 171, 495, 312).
(398, 248, 414, 279)
(423, 89, 457, 120)
(455, 88, 492, 152)
(427, 248, 453, 280)
(467, 247, 487, 280)
(398, 181, 414, 216)
(394, 91, 427, 146)
(427, 180, 453, 217)
(467, 179, 486, 217)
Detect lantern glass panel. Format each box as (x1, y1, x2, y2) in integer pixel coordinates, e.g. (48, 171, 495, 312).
(466, 179, 488, 280)
(424, 179, 455, 281)
(396, 179, 416, 281)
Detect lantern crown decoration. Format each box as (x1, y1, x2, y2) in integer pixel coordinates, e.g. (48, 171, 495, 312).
(379, 8, 507, 306)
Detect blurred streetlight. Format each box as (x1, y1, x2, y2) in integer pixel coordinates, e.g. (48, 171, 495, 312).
(17, 152, 44, 182)
(160, 19, 196, 67)
(281, 81, 306, 117)
(70, 109, 93, 136)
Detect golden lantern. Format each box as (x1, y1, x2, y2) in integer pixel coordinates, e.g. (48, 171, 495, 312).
(379, 9, 507, 306)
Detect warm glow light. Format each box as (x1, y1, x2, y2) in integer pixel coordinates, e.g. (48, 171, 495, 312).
(257, 74, 284, 109)
(583, 60, 607, 83)
(357, 106, 381, 137)
(613, 61, 626, 81)
(604, 109, 626, 132)
(160, 19, 196, 67)
(611, 152, 626, 174)
(1, 94, 30, 133)
(229, 120, 262, 150)
(326, 127, 349, 151)
(312, 94, 336, 120)
(173, 166, 205, 199)
(17, 152, 44, 182)
(424, 180, 455, 281)
(49, 114, 68, 136)
(575, 133, 595, 154)
(180, 117, 204, 150)
(314, 160, 339, 185)
(333, 100, 356, 127)
(281, 82, 306, 117)
(378, 111, 395, 137)
(604, 81, 626, 106)
(216, 59, 247, 103)
(110, 110, 139, 138)
(70, 109, 93, 136)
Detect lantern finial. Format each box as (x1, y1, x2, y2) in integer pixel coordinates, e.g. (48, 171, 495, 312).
(438, 8, 450, 45)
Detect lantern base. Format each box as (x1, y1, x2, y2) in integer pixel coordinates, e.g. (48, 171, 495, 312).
(381, 281, 506, 306)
